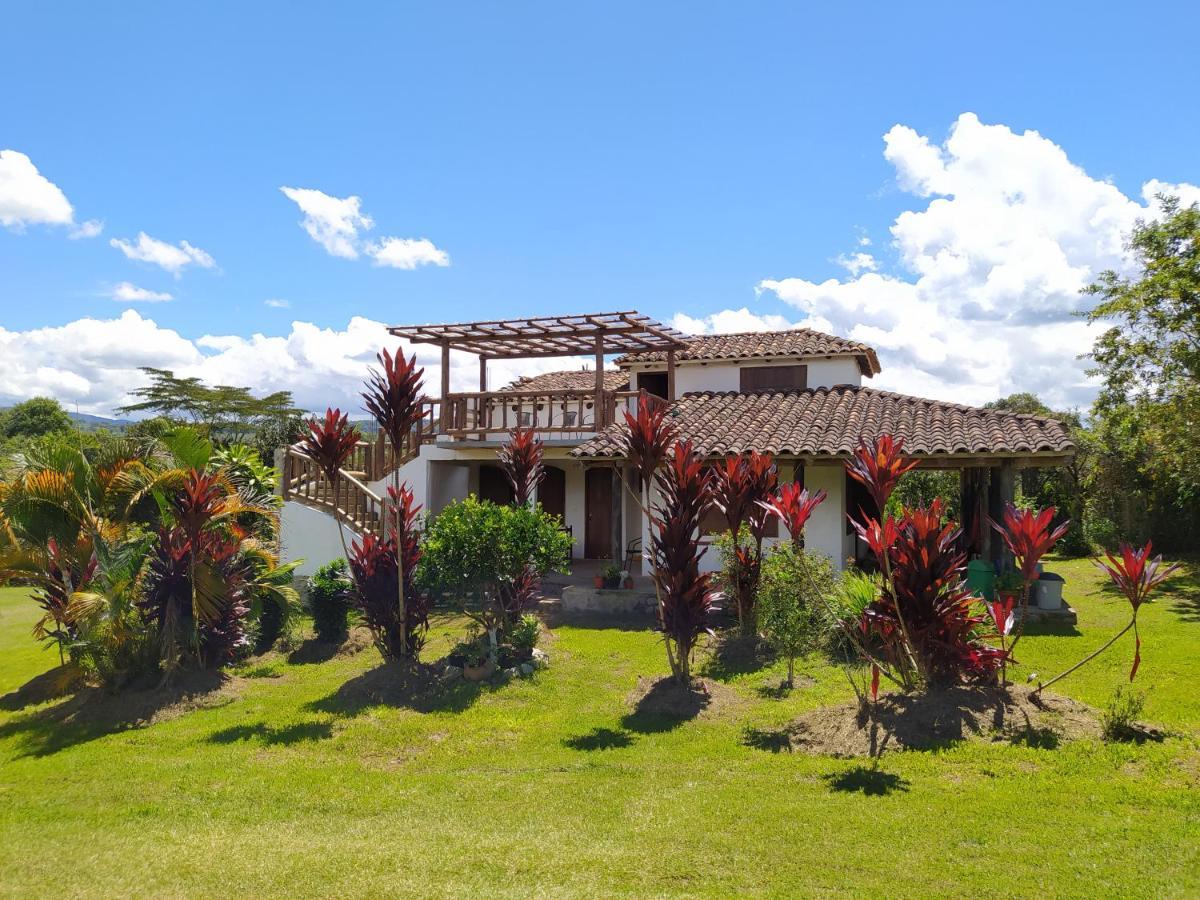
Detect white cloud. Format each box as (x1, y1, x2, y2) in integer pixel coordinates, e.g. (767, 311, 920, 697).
(110, 231, 217, 277)
(365, 236, 450, 269)
(835, 252, 877, 276)
(110, 282, 173, 303)
(671, 307, 812, 336)
(0, 311, 578, 417)
(0, 149, 98, 235)
(745, 112, 1200, 409)
(279, 186, 372, 259)
(69, 219, 103, 239)
(264, 298, 290, 308)
(280, 185, 450, 269)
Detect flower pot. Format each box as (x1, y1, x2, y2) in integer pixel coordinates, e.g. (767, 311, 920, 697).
(463, 660, 497, 682)
(593, 575, 605, 589)
(623, 577, 635, 590)
(1035, 573, 1065, 610)
(603, 576, 621, 589)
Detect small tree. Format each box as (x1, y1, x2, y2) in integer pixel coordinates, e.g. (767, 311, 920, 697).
(418, 498, 571, 637)
(757, 543, 835, 687)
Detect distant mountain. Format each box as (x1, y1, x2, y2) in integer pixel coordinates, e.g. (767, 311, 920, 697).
(67, 412, 134, 431)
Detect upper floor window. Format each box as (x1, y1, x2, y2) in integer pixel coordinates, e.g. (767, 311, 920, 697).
(740, 364, 808, 392)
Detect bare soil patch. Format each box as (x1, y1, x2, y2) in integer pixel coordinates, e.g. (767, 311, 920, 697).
(773, 684, 1103, 757)
(622, 675, 741, 732)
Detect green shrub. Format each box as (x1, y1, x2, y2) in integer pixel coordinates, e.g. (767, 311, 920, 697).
(418, 497, 571, 634)
(828, 569, 879, 656)
(309, 559, 353, 642)
(1101, 686, 1146, 742)
(757, 543, 836, 686)
(509, 614, 541, 655)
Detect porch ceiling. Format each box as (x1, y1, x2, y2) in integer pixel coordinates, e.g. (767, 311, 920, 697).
(388, 311, 689, 359)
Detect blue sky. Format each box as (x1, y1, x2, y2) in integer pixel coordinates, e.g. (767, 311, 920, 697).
(3, 2, 1199, 415)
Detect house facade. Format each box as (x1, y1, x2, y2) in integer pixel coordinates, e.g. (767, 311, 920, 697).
(278, 311, 1074, 578)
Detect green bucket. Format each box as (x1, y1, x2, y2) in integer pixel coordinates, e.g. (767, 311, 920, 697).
(967, 559, 995, 602)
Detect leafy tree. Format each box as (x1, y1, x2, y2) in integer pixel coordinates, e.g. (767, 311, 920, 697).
(418, 497, 571, 635)
(1, 397, 72, 438)
(1085, 197, 1200, 550)
(119, 368, 303, 443)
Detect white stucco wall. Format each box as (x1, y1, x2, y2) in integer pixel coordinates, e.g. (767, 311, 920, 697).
(279, 501, 361, 577)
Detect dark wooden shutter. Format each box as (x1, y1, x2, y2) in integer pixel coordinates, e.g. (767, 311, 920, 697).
(740, 365, 808, 392)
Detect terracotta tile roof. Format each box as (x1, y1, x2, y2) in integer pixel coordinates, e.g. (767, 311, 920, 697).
(572, 386, 1074, 460)
(500, 369, 629, 392)
(616, 328, 882, 375)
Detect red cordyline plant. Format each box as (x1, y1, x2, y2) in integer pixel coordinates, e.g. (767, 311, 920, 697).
(298, 407, 363, 586)
(347, 485, 430, 660)
(140, 472, 252, 677)
(863, 500, 1005, 686)
(649, 441, 720, 684)
(498, 427, 545, 507)
(711, 452, 777, 635)
(846, 433, 918, 515)
(622, 394, 677, 491)
(361, 349, 428, 659)
(762, 482, 828, 549)
(1035, 541, 1180, 692)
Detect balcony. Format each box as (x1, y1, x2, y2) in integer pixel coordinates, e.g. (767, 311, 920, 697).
(439, 388, 641, 439)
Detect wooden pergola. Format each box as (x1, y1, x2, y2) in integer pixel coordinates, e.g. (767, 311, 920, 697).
(389, 311, 689, 407)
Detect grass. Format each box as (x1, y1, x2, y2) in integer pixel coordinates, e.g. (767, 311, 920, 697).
(1, 558, 1198, 897)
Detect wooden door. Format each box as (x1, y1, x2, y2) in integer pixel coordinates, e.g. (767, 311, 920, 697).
(585, 468, 613, 559)
(540, 466, 566, 521)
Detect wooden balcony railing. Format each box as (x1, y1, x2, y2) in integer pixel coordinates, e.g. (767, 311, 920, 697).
(439, 389, 644, 437)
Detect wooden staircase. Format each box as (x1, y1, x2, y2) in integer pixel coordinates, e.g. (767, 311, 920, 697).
(281, 406, 438, 537)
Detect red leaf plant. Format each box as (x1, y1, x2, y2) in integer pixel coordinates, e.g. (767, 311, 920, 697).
(861, 499, 1006, 686)
(621, 394, 677, 491)
(711, 452, 777, 635)
(987, 503, 1070, 661)
(1036, 541, 1180, 692)
(989, 504, 1071, 583)
(141, 477, 253, 676)
(361, 348, 426, 456)
(498, 427, 546, 507)
(762, 482, 828, 550)
(649, 441, 720, 684)
(846, 434, 918, 515)
(362, 350, 428, 659)
(299, 408, 360, 484)
(347, 518, 431, 661)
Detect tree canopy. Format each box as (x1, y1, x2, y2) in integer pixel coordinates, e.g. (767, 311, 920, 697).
(1, 397, 73, 439)
(118, 368, 304, 445)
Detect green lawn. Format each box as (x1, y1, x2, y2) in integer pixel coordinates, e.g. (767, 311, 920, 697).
(1, 558, 1198, 898)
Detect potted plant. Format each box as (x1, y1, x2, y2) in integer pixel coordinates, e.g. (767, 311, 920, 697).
(593, 573, 605, 589)
(602, 562, 622, 589)
(621, 569, 634, 590)
(459, 633, 496, 682)
(995, 568, 1025, 605)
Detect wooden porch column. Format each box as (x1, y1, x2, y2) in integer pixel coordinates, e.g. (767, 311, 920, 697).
(594, 332, 605, 428)
(987, 462, 1016, 570)
(439, 340, 451, 431)
(666, 348, 676, 401)
(611, 465, 623, 565)
(478, 355, 488, 392)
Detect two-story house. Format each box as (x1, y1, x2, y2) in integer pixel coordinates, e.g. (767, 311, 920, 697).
(279, 311, 1074, 579)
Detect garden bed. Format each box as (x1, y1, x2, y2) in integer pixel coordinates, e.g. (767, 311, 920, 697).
(780, 684, 1105, 757)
